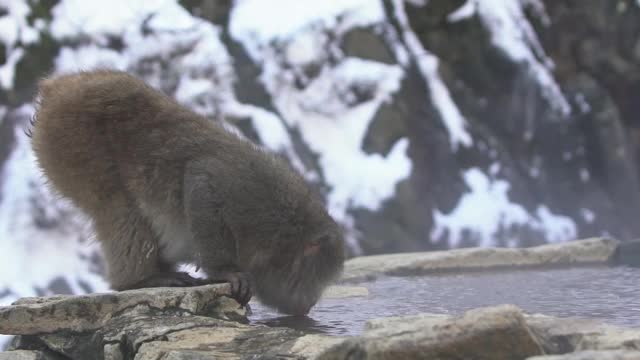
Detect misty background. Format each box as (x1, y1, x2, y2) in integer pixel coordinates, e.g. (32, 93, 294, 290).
(0, 0, 638, 332)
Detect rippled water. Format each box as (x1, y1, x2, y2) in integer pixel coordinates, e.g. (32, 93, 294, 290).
(248, 266, 640, 335)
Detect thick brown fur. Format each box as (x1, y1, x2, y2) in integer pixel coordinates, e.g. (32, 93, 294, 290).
(31, 70, 345, 315)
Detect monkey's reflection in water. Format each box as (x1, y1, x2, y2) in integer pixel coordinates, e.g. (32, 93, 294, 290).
(246, 301, 351, 335)
(254, 314, 340, 334)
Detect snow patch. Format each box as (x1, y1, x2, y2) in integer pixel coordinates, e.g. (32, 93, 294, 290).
(50, 0, 195, 38)
(448, 0, 476, 22)
(0, 47, 23, 90)
(580, 168, 590, 182)
(56, 45, 128, 72)
(230, 0, 384, 59)
(580, 208, 596, 224)
(535, 205, 576, 242)
(0, 0, 39, 90)
(432, 168, 577, 247)
(284, 30, 328, 66)
(0, 0, 38, 46)
(269, 57, 411, 219)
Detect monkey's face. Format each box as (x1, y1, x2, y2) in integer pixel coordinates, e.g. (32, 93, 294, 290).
(252, 220, 345, 316)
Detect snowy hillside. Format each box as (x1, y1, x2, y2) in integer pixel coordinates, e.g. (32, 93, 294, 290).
(2, 0, 640, 347)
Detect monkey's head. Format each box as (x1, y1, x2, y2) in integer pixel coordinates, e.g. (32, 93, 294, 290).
(250, 201, 345, 316)
(221, 152, 346, 315)
(231, 157, 345, 315)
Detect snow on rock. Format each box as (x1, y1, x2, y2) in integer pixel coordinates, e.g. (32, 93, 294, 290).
(447, 0, 476, 22)
(55, 45, 128, 72)
(448, 0, 571, 116)
(0, 48, 24, 90)
(432, 168, 576, 247)
(52, 0, 242, 127)
(268, 54, 411, 229)
(230, 0, 385, 60)
(535, 205, 576, 242)
(0, 0, 38, 89)
(50, 0, 196, 39)
(231, 2, 412, 247)
(391, 0, 473, 150)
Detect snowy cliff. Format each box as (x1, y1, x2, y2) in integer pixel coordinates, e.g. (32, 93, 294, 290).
(1, 0, 639, 347)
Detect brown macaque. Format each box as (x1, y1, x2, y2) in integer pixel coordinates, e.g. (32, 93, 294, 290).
(30, 70, 345, 315)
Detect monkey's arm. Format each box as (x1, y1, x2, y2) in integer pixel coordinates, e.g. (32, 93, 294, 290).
(96, 198, 207, 291)
(184, 162, 253, 305)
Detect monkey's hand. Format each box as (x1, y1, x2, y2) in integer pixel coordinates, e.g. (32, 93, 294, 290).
(206, 271, 253, 306)
(127, 271, 210, 289)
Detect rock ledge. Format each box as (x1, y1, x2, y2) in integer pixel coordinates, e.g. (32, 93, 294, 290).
(342, 237, 621, 282)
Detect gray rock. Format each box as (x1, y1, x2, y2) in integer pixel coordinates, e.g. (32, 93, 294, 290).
(1, 284, 343, 360)
(364, 313, 450, 331)
(0, 351, 47, 360)
(0, 284, 243, 335)
(4, 281, 640, 359)
(527, 350, 640, 360)
(134, 326, 342, 360)
(288, 335, 347, 359)
(342, 237, 619, 281)
(317, 304, 545, 360)
(526, 314, 640, 353)
(613, 239, 640, 267)
(341, 27, 395, 64)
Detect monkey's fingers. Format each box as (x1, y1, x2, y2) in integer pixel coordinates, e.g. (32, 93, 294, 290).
(206, 271, 253, 306)
(226, 272, 252, 306)
(237, 273, 253, 306)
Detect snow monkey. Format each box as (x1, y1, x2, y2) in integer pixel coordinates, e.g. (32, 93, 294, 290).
(30, 70, 345, 315)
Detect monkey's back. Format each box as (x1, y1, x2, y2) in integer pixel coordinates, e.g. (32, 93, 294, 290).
(31, 70, 227, 215)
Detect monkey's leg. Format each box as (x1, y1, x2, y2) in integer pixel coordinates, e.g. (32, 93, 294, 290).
(126, 263, 211, 289)
(184, 164, 253, 305)
(95, 203, 207, 290)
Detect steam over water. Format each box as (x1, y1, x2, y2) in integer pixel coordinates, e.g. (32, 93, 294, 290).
(249, 266, 640, 335)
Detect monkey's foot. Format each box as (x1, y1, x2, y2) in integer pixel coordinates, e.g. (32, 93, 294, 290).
(128, 271, 210, 289)
(207, 271, 253, 306)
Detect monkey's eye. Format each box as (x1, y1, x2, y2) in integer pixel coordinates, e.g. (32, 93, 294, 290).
(303, 234, 329, 256)
(303, 242, 321, 256)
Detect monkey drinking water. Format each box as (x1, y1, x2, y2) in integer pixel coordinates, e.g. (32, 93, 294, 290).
(30, 70, 345, 315)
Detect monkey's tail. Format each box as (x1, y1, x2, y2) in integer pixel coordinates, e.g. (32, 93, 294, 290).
(25, 74, 57, 138)
(24, 110, 37, 138)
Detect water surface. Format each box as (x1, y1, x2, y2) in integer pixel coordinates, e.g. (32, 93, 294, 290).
(248, 266, 640, 335)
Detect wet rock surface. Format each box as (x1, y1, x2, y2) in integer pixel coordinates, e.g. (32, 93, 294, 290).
(0, 284, 338, 359)
(318, 305, 640, 360)
(528, 351, 640, 360)
(0, 238, 638, 359)
(342, 237, 619, 281)
(0, 350, 50, 360)
(0, 284, 243, 335)
(318, 304, 546, 360)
